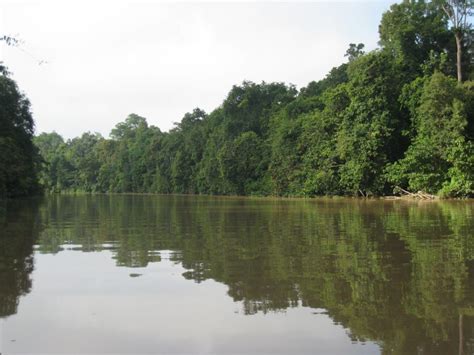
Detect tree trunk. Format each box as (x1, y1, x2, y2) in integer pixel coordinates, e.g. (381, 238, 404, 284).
(455, 32, 463, 82)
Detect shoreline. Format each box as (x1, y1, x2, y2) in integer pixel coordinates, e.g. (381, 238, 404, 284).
(22, 191, 474, 202)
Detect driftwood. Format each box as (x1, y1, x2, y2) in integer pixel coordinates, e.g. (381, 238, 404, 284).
(394, 186, 438, 200)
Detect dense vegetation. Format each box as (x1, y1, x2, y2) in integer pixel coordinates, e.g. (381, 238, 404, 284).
(12, 1, 473, 198)
(0, 64, 40, 197)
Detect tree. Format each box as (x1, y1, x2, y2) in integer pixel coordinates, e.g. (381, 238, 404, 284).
(436, 0, 474, 81)
(218, 131, 266, 195)
(335, 51, 405, 196)
(386, 72, 473, 196)
(0, 68, 40, 197)
(67, 132, 103, 192)
(34, 132, 71, 191)
(221, 81, 297, 139)
(379, 0, 452, 79)
(345, 43, 365, 62)
(299, 63, 349, 99)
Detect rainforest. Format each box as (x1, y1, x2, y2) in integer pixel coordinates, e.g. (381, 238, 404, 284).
(1, 0, 474, 198)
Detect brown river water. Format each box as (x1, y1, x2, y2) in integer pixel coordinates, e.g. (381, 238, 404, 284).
(1, 195, 473, 354)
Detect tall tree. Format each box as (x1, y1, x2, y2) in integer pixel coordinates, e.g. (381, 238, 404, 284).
(437, 0, 473, 81)
(379, 0, 452, 79)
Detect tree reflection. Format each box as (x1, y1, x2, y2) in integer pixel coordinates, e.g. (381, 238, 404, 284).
(28, 196, 474, 353)
(0, 198, 42, 318)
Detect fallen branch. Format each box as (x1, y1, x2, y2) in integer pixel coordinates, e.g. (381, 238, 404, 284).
(394, 186, 438, 200)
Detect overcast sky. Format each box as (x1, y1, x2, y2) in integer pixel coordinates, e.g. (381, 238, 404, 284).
(0, 0, 394, 139)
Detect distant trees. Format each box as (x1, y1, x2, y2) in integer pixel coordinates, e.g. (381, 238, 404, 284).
(35, 132, 69, 191)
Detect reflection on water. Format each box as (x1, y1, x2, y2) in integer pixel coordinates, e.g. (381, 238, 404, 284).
(0, 199, 40, 319)
(1, 195, 473, 354)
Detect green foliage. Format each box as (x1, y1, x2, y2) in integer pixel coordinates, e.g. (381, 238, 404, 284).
(0, 69, 40, 197)
(379, 0, 453, 78)
(345, 43, 365, 62)
(387, 73, 474, 196)
(299, 109, 341, 195)
(300, 63, 348, 98)
(34, 132, 70, 191)
(441, 139, 474, 196)
(222, 81, 297, 139)
(335, 51, 406, 195)
(218, 131, 268, 195)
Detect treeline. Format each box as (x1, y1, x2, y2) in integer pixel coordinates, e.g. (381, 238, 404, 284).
(33, 1, 474, 197)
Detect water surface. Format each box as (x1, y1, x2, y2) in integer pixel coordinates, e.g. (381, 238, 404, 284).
(1, 195, 473, 354)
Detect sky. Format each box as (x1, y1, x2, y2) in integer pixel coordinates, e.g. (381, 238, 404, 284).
(0, 0, 394, 139)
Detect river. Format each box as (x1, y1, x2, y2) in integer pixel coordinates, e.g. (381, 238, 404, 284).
(1, 195, 473, 354)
